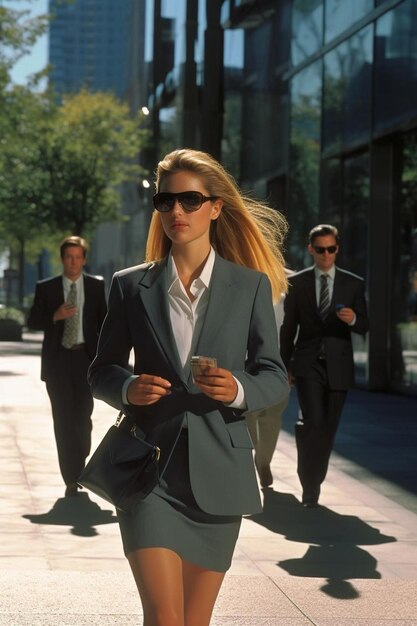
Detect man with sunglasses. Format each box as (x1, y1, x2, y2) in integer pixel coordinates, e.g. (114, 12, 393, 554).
(280, 224, 369, 507)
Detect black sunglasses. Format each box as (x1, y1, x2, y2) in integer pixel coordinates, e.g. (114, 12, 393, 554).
(313, 245, 338, 254)
(153, 191, 217, 213)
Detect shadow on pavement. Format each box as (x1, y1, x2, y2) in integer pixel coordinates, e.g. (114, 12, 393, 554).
(22, 492, 118, 537)
(249, 490, 396, 599)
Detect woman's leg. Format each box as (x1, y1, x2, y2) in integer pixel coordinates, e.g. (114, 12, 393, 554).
(182, 560, 225, 626)
(127, 547, 184, 626)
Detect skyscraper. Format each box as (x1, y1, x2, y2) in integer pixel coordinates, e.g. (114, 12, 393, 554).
(48, 0, 134, 98)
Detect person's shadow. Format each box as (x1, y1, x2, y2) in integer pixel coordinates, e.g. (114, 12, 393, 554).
(249, 490, 397, 599)
(22, 492, 118, 537)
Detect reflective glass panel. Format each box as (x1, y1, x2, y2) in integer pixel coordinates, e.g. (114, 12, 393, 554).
(321, 153, 370, 383)
(288, 61, 322, 269)
(223, 28, 244, 179)
(391, 132, 417, 391)
(291, 0, 323, 66)
(323, 26, 373, 152)
(157, 0, 186, 156)
(240, 4, 290, 183)
(374, 0, 417, 133)
(325, 0, 373, 43)
(343, 154, 370, 383)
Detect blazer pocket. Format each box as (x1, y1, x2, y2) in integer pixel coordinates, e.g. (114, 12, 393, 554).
(226, 421, 254, 449)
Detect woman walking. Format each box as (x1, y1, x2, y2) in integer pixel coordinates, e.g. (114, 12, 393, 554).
(88, 148, 289, 626)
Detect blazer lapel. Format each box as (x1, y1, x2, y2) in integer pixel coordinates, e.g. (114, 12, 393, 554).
(138, 261, 185, 380)
(304, 268, 319, 317)
(194, 255, 240, 357)
(332, 268, 344, 308)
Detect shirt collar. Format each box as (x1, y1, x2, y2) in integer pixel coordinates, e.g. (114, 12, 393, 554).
(167, 247, 216, 291)
(314, 265, 336, 280)
(62, 274, 83, 287)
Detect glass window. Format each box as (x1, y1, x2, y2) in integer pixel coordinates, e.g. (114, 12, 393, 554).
(391, 132, 417, 391)
(374, 0, 417, 134)
(288, 61, 322, 269)
(325, 0, 373, 43)
(323, 26, 373, 153)
(321, 153, 370, 383)
(239, 4, 290, 184)
(291, 0, 323, 67)
(223, 29, 244, 179)
(343, 152, 370, 390)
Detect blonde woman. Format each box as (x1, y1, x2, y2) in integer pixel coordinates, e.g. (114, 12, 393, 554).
(89, 148, 289, 626)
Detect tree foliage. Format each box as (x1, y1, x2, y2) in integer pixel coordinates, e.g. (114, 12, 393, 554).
(0, 2, 49, 89)
(0, 5, 149, 304)
(40, 89, 149, 236)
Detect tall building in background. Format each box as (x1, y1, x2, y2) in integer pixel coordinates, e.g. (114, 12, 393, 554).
(48, 0, 132, 98)
(47, 0, 149, 284)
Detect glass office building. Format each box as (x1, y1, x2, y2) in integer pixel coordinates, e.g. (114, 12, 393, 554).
(219, 0, 417, 395)
(75, 0, 416, 395)
(48, 0, 133, 98)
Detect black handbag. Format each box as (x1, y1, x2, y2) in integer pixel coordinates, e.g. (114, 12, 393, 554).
(78, 412, 160, 513)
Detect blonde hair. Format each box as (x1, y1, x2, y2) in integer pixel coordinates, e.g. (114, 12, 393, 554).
(146, 148, 288, 301)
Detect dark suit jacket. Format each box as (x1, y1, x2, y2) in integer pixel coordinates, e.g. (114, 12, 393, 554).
(28, 273, 107, 381)
(280, 266, 369, 390)
(88, 255, 289, 516)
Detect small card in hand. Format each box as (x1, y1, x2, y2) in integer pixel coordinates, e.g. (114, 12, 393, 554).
(190, 356, 217, 382)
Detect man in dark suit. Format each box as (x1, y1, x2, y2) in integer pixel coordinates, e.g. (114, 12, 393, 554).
(280, 224, 369, 507)
(28, 236, 107, 497)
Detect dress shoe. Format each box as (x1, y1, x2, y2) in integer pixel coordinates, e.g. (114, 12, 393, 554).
(257, 464, 273, 488)
(302, 488, 320, 507)
(65, 483, 79, 497)
(302, 499, 319, 508)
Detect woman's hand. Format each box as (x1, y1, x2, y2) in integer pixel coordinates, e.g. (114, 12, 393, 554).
(127, 374, 171, 406)
(194, 367, 238, 404)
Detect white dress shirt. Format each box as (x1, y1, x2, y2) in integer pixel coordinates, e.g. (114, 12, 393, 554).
(314, 265, 336, 305)
(62, 274, 85, 344)
(314, 265, 355, 325)
(122, 248, 245, 408)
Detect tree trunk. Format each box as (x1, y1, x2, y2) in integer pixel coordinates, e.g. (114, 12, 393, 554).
(18, 238, 25, 307)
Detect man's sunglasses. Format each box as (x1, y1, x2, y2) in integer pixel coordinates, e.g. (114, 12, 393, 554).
(153, 191, 217, 213)
(313, 245, 338, 254)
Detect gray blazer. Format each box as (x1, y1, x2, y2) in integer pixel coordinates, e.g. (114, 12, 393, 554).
(88, 254, 289, 515)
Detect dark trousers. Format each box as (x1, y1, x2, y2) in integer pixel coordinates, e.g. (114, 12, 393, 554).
(295, 360, 346, 498)
(45, 347, 93, 485)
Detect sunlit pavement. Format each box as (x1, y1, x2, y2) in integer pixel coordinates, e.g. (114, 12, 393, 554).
(1, 332, 417, 625)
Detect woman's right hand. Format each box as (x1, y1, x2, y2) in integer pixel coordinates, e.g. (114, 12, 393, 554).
(127, 374, 172, 406)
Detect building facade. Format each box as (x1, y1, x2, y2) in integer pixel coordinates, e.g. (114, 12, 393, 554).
(48, 0, 132, 98)
(47, 0, 417, 395)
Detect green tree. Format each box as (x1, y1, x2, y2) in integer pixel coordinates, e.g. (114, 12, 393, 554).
(0, 2, 49, 89)
(40, 89, 148, 236)
(0, 86, 55, 304)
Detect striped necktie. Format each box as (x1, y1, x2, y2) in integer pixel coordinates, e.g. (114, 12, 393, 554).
(62, 282, 78, 348)
(319, 274, 330, 320)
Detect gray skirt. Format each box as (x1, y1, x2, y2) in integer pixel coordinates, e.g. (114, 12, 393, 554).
(117, 429, 242, 572)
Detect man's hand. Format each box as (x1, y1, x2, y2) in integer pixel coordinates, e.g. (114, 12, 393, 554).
(53, 303, 77, 322)
(127, 374, 171, 406)
(194, 367, 238, 404)
(336, 307, 355, 324)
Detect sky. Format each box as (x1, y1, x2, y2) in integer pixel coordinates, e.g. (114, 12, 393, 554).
(6, 0, 49, 85)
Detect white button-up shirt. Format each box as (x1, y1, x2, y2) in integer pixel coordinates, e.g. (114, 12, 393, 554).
(62, 274, 85, 344)
(122, 248, 245, 408)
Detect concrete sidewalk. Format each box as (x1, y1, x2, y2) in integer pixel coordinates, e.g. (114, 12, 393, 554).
(1, 332, 417, 625)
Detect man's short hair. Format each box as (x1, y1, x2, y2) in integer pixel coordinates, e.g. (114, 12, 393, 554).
(308, 224, 339, 245)
(60, 235, 89, 259)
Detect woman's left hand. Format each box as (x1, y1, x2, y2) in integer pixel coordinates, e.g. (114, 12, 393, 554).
(194, 367, 238, 404)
